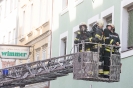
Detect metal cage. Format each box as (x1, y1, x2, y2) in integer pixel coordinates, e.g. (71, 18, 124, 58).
(73, 42, 121, 82)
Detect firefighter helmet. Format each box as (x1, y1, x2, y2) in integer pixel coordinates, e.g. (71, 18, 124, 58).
(110, 23, 115, 32)
(96, 19, 104, 28)
(106, 23, 113, 28)
(79, 22, 87, 28)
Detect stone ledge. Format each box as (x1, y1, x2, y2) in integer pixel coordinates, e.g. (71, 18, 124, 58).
(27, 31, 33, 37)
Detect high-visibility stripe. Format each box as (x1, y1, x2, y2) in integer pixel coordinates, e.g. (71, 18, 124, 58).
(105, 37, 110, 39)
(75, 38, 79, 40)
(104, 71, 109, 75)
(110, 39, 113, 44)
(80, 50, 82, 52)
(78, 32, 80, 34)
(89, 37, 92, 42)
(99, 69, 104, 73)
(95, 34, 101, 38)
(86, 48, 90, 51)
(105, 48, 114, 52)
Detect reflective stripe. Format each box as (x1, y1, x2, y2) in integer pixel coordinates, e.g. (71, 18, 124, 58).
(78, 32, 80, 34)
(95, 34, 103, 40)
(105, 37, 110, 39)
(86, 48, 90, 51)
(110, 39, 113, 44)
(94, 44, 102, 48)
(99, 69, 103, 73)
(104, 71, 109, 75)
(75, 38, 79, 40)
(105, 48, 114, 52)
(89, 37, 92, 42)
(80, 50, 82, 52)
(95, 34, 101, 38)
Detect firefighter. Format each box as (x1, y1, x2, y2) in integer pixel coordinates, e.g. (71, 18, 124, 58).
(74, 22, 92, 52)
(89, 19, 104, 77)
(103, 23, 117, 78)
(111, 24, 121, 73)
(110, 24, 120, 48)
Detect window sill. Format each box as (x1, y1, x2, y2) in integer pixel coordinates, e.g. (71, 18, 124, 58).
(74, 0, 83, 7)
(27, 31, 33, 37)
(121, 49, 133, 58)
(60, 7, 69, 16)
(36, 26, 41, 31)
(42, 21, 49, 27)
(19, 36, 25, 42)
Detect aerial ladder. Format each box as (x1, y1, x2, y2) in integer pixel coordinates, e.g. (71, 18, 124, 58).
(0, 42, 121, 88)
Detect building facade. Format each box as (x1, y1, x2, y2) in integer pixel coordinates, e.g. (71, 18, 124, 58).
(17, 0, 52, 66)
(16, 0, 53, 88)
(0, 0, 18, 68)
(51, 0, 133, 88)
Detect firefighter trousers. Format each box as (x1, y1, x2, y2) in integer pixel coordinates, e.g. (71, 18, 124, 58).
(92, 46, 104, 76)
(103, 50, 110, 78)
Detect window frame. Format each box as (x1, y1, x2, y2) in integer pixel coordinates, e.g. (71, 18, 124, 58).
(72, 25, 79, 53)
(87, 14, 99, 31)
(120, 0, 133, 58)
(101, 6, 114, 28)
(35, 48, 41, 61)
(59, 31, 68, 56)
(60, 0, 69, 16)
(42, 45, 47, 60)
(74, 0, 83, 7)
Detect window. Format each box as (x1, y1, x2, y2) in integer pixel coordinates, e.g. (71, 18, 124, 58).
(127, 6, 133, 49)
(62, 0, 68, 10)
(35, 48, 40, 61)
(59, 31, 68, 56)
(22, 11, 25, 37)
(72, 25, 79, 53)
(10, 0, 13, 12)
(42, 48, 46, 60)
(36, 51, 40, 61)
(106, 15, 112, 24)
(63, 38, 67, 55)
(102, 14, 112, 28)
(59, 37, 67, 63)
(89, 22, 96, 30)
(30, 4, 33, 31)
(101, 6, 114, 28)
(87, 14, 99, 31)
(120, 0, 133, 58)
